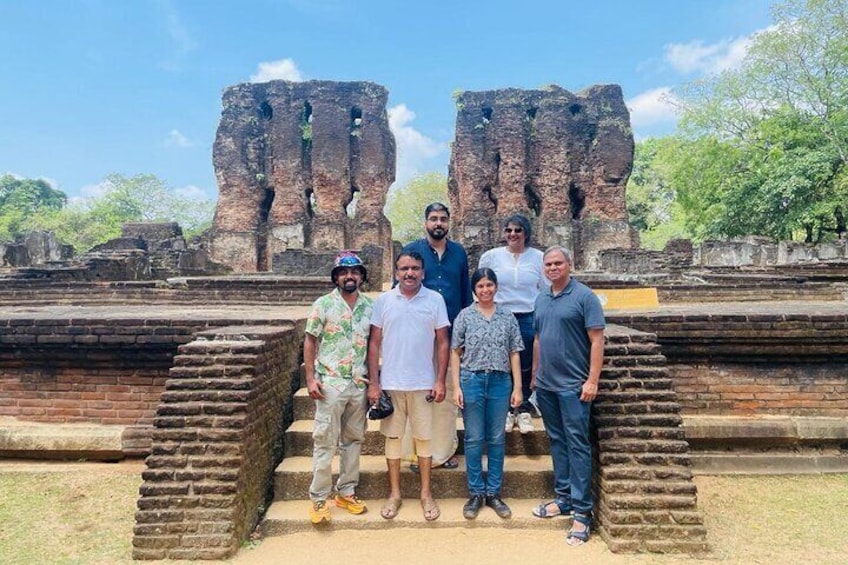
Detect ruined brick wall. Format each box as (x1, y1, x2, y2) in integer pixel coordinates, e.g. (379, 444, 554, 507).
(671, 364, 848, 416)
(210, 80, 395, 275)
(607, 311, 848, 418)
(448, 85, 635, 269)
(133, 324, 302, 560)
(0, 368, 166, 425)
(0, 318, 190, 426)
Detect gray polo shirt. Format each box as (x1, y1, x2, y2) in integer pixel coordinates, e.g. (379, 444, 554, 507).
(534, 278, 605, 393)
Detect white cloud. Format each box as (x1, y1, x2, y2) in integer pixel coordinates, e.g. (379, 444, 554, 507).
(664, 33, 756, 75)
(164, 129, 193, 148)
(174, 184, 212, 201)
(159, 0, 197, 71)
(627, 87, 679, 130)
(388, 104, 447, 189)
(250, 58, 304, 83)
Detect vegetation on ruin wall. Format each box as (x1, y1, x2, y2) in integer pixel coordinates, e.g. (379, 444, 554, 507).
(0, 173, 214, 252)
(630, 0, 848, 248)
(384, 171, 448, 243)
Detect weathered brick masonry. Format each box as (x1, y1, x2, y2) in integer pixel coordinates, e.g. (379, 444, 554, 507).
(607, 306, 848, 417)
(133, 324, 303, 560)
(593, 326, 708, 553)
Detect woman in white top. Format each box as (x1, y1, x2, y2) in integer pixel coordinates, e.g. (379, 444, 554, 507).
(478, 214, 547, 434)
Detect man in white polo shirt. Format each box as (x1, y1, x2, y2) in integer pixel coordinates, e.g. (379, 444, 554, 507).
(367, 251, 450, 522)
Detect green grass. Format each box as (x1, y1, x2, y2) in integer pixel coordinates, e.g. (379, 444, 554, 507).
(0, 467, 845, 564)
(0, 470, 140, 565)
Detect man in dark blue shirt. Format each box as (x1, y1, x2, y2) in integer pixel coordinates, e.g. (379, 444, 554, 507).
(402, 203, 472, 325)
(402, 202, 472, 469)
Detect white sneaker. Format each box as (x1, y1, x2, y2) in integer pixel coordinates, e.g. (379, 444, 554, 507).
(505, 412, 516, 433)
(517, 412, 535, 434)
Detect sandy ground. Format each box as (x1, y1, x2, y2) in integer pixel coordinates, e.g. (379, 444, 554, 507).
(231, 529, 676, 565)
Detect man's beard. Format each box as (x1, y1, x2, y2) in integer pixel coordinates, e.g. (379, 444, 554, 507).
(427, 226, 447, 240)
(341, 279, 359, 292)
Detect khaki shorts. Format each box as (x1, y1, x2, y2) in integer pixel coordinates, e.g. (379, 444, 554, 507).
(380, 390, 433, 440)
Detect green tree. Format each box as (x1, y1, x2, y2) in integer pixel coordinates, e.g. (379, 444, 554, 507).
(672, 0, 848, 242)
(0, 175, 67, 241)
(29, 173, 214, 252)
(384, 172, 448, 243)
(626, 138, 690, 248)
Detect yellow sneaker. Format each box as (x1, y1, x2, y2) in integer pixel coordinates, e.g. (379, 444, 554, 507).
(335, 493, 367, 515)
(309, 500, 331, 524)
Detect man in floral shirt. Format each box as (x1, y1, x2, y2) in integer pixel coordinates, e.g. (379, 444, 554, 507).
(304, 251, 373, 523)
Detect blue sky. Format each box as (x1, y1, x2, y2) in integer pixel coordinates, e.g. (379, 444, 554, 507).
(0, 0, 775, 203)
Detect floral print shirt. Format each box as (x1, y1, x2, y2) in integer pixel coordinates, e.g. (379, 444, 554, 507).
(305, 288, 373, 390)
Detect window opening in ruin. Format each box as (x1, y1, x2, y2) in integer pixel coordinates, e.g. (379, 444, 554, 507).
(301, 101, 313, 141)
(259, 101, 273, 121)
(569, 183, 585, 219)
(568, 104, 581, 116)
(257, 188, 275, 271)
(494, 151, 501, 175)
(527, 107, 537, 120)
(482, 107, 493, 124)
(305, 188, 315, 218)
(525, 183, 542, 217)
(345, 186, 360, 218)
(483, 184, 498, 210)
(350, 106, 363, 137)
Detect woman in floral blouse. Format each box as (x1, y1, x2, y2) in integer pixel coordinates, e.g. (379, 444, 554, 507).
(451, 267, 524, 520)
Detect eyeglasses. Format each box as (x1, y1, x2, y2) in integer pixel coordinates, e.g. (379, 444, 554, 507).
(504, 227, 524, 234)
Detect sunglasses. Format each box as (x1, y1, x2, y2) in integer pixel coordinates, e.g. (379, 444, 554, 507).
(504, 227, 524, 233)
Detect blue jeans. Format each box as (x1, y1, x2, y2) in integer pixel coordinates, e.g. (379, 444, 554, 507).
(460, 369, 512, 496)
(536, 387, 593, 514)
(513, 312, 535, 413)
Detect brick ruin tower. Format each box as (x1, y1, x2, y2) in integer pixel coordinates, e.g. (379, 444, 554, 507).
(448, 85, 636, 269)
(210, 80, 395, 277)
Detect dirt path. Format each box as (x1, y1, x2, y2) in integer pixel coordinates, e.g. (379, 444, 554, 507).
(232, 528, 671, 565)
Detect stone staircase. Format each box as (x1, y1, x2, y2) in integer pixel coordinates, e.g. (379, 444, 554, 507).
(262, 324, 710, 554)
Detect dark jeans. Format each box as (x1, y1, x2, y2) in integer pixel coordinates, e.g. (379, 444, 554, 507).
(460, 369, 512, 495)
(513, 311, 535, 414)
(535, 386, 593, 514)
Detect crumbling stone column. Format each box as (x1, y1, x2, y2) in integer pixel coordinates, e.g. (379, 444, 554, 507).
(448, 85, 635, 269)
(210, 80, 395, 274)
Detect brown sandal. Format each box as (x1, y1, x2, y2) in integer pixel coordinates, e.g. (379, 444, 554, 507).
(421, 497, 440, 521)
(380, 497, 402, 520)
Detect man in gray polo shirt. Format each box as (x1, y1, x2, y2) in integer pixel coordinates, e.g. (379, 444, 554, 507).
(531, 246, 605, 547)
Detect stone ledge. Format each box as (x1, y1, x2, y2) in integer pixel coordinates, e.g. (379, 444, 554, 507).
(0, 417, 125, 460)
(682, 415, 848, 445)
(690, 452, 848, 474)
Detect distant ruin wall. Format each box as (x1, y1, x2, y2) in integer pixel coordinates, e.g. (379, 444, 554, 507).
(210, 80, 395, 275)
(448, 85, 636, 269)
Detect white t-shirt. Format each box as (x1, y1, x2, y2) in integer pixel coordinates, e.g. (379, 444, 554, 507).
(370, 284, 450, 391)
(478, 246, 546, 313)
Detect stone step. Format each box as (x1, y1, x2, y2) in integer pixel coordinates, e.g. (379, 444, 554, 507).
(593, 401, 681, 416)
(599, 465, 693, 482)
(284, 416, 551, 457)
(599, 452, 692, 467)
(273, 455, 555, 500)
(261, 498, 572, 536)
(599, 479, 697, 496)
(596, 426, 686, 441)
(599, 378, 675, 391)
(594, 414, 683, 428)
(598, 439, 692, 454)
(595, 390, 679, 403)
